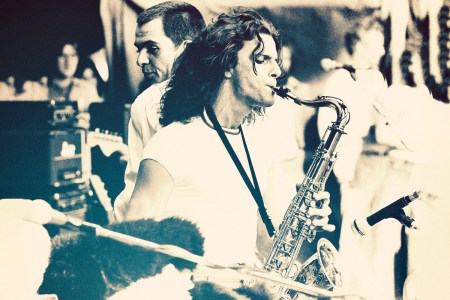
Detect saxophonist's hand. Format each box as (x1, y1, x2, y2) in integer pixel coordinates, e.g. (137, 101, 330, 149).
(308, 191, 335, 232)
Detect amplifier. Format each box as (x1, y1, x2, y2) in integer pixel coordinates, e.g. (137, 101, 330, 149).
(53, 181, 91, 212)
(0, 129, 85, 199)
(0, 100, 78, 129)
(49, 130, 84, 186)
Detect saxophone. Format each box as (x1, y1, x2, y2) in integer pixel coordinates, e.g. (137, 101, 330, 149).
(265, 86, 350, 299)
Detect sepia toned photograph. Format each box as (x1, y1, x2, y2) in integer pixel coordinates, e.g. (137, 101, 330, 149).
(0, 0, 448, 299)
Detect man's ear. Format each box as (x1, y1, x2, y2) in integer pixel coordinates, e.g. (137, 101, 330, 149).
(175, 40, 191, 58)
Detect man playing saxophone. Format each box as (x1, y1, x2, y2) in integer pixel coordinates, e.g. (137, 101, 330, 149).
(122, 7, 335, 291)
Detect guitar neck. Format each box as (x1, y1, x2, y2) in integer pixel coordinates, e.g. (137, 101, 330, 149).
(90, 174, 115, 224)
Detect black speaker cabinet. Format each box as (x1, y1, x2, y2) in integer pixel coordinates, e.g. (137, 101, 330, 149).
(0, 129, 84, 199)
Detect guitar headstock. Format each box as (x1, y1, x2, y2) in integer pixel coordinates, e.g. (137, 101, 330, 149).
(88, 128, 127, 157)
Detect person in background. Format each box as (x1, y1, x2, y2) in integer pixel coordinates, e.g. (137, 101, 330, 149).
(46, 40, 102, 128)
(316, 11, 425, 300)
(113, 1, 206, 221)
(0, 76, 17, 100)
(376, 48, 450, 300)
(277, 41, 316, 155)
(0, 41, 102, 113)
(0, 75, 50, 101)
(123, 8, 334, 289)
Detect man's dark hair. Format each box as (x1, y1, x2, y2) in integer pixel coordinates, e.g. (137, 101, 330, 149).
(160, 7, 282, 127)
(137, 1, 205, 46)
(49, 39, 81, 79)
(52, 40, 79, 58)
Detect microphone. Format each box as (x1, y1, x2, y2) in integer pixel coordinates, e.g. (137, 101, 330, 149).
(320, 58, 356, 73)
(351, 191, 421, 236)
(0, 199, 68, 225)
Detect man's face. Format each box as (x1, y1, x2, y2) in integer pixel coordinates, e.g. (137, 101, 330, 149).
(230, 33, 281, 108)
(135, 17, 182, 85)
(57, 44, 79, 79)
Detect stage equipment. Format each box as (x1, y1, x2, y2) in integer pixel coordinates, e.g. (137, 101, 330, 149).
(264, 86, 350, 299)
(0, 100, 89, 215)
(351, 191, 421, 236)
(9, 199, 351, 299)
(0, 100, 78, 130)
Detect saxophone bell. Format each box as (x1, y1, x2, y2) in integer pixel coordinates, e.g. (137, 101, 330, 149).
(292, 239, 342, 290)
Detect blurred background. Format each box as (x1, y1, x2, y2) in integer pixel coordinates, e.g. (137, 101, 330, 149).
(0, 1, 448, 299)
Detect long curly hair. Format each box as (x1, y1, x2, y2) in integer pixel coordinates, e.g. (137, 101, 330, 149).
(159, 7, 283, 127)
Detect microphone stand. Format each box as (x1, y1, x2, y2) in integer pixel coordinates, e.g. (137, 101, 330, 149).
(63, 216, 223, 269)
(60, 215, 353, 299)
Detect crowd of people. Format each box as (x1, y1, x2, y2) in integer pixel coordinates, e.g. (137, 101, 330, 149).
(0, 40, 103, 129)
(1, 1, 449, 299)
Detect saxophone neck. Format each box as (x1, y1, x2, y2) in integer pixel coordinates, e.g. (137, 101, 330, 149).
(272, 86, 350, 128)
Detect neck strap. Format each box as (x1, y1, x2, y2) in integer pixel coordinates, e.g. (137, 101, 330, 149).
(204, 104, 275, 237)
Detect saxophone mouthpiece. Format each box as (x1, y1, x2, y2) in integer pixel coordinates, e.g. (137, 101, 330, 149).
(272, 86, 303, 106)
(272, 86, 290, 98)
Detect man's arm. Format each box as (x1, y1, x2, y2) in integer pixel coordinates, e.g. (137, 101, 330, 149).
(113, 103, 144, 221)
(124, 159, 174, 220)
(114, 86, 161, 221)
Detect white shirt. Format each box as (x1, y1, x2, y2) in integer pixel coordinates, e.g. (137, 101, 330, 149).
(114, 81, 168, 221)
(142, 116, 294, 264)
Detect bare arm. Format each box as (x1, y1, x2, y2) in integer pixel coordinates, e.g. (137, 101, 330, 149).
(123, 159, 174, 220)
